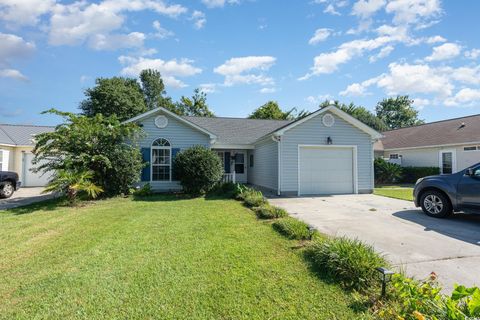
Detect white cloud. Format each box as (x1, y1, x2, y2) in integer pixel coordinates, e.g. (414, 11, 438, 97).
(448, 66, 480, 85)
(425, 35, 446, 44)
(119, 55, 202, 88)
(259, 87, 276, 94)
(0, 68, 28, 81)
(308, 28, 332, 45)
(199, 83, 217, 93)
(152, 20, 174, 39)
(412, 98, 430, 108)
(0, 0, 55, 27)
(305, 94, 333, 106)
(88, 32, 145, 51)
(465, 49, 480, 60)
(201, 0, 239, 8)
(444, 88, 480, 106)
(351, 0, 385, 19)
(385, 0, 442, 26)
(49, 0, 186, 48)
(191, 10, 206, 29)
(369, 45, 394, 62)
(214, 56, 276, 86)
(425, 42, 461, 61)
(340, 83, 368, 96)
(324, 4, 340, 15)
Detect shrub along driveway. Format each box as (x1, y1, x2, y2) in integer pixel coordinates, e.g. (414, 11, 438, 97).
(0, 195, 359, 319)
(269, 194, 480, 292)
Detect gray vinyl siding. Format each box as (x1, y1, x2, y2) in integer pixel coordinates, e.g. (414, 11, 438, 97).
(138, 112, 211, 191)
(247, 138, 278, 191)
(280, 113, 374, 194)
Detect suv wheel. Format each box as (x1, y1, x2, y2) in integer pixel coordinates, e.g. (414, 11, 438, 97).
(0, 181, 15, 199)
(420, 190, 452, 218)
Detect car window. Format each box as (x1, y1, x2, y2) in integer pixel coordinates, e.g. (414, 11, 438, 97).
(474, 167, 480, 177)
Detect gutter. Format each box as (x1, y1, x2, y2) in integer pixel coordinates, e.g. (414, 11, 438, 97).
(272, 134, 282, 196)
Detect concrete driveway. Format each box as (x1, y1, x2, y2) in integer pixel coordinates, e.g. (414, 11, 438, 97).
(269, 194, 480, 292)
(0, 187, 55, 210)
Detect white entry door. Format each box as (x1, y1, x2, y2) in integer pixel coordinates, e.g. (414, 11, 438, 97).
(298, 146, 356, 195)
(23, 153, 51, 187)
(233, 152, 247, 183)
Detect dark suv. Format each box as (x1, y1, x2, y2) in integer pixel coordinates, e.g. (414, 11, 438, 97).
(0, 171, 21, 199)
(413, 163, 480, 218)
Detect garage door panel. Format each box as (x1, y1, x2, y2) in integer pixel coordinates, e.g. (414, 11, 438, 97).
(24, 153, 52, 187)
(299, 147, 354, 195)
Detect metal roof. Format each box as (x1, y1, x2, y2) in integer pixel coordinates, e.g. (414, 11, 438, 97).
(0, 124, 54, 146)
(378, 113, 480, 150)
(183, 116, 292, 145)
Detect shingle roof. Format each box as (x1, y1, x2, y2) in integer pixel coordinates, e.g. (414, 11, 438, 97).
(183, 116, 292, 144)
(379, 114, 480, 150)
(0, 124, 54, 146)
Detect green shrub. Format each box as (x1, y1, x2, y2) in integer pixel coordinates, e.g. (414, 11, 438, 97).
(133, 183, 153, 197)
(243, 190, 266, 207)
(173, 146, 224, 195)
(374, 158, 403, 185)
(306, 237, 387, 291)
(400, 166, 440, 183)
(254, 205, 288, 219)
(272, 217, 313, 240)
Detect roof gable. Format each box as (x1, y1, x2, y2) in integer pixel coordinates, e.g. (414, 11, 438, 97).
(380, 114, 480, 150)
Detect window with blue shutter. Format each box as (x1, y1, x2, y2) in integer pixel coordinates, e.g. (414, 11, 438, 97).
(141, 147, 151, 181)
(224, 151, 231, 173)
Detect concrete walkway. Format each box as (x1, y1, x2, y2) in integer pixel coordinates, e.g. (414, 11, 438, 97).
(0, 187, 55, 210)
(269, 194, 480, 292)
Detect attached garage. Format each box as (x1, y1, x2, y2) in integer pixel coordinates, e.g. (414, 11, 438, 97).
(22, 152, 51, 187)
(298, 146, 357, 195)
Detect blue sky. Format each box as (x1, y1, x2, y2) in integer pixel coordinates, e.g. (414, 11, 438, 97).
(1, 0, 480, 126)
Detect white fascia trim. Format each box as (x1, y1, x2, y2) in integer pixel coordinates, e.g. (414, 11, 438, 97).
(123, 107, 217, 140)
(384, 141, 480, 152)
(273, 105, 383, 139)
(0, 143, 16, 147)
(211, 144, 255, 150)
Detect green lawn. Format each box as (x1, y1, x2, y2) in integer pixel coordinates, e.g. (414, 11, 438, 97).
(374, 186, 414, 201)
(0, 195, 360, 319)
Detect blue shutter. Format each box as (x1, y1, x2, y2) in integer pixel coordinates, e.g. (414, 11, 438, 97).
(224, 151, 230, 173)
(171, 148, 180, 180)
(141, 147, 151, 181)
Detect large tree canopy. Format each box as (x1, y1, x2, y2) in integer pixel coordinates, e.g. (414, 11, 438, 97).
(319, 100, 389, 132)
(80, 77, 147, 122)
(248, 101, 307, 120)
(33, 109, 144, 196)
(375, 96, 424, 130)
(139, 69, 176, 111)
(175, 88, 215, 117)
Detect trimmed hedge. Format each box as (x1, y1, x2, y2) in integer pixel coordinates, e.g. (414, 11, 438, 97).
(272, 217, 314, 240)
(400, 166, 440, 183)
(254, 205, 288, 219)
(306, 237, 387, 291)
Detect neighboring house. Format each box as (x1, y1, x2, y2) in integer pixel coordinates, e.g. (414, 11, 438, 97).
(125, 105, 382, 196)
(375, 114, 480, 174)
(0, 124, 54, 187)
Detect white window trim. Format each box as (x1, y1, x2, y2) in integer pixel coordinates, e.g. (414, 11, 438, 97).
(297, 145, 358, 196)
(389, 153, 400, 159)
(463, 146, 480, 152)
(151, 138, 172, 182)
(439, 149, 457, 174)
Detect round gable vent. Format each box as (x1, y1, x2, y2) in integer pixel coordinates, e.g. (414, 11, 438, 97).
(322, 113, 335, 127)
(155, 115, 168, 128)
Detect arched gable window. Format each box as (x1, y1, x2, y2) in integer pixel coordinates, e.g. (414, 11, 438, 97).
(151, 138, 171, 181)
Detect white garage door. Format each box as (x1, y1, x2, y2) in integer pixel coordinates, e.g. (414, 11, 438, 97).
(299, 146, 356, 195)
(23, 153, 51, 187)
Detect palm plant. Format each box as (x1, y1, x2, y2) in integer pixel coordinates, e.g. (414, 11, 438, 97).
(43, 169, 104, 204)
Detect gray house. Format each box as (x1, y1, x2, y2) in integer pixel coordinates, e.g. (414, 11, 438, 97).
(375, 114, 480, 174)
(126, 105, 382, 196)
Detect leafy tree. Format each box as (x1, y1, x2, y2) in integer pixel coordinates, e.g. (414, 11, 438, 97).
(33, 109, 144, 196)
(139, 69, 176, 111)
(319, 100, 388, 132)
(375, 95, 424, 130)
(173, 145, 223, 195)
(43, 169, 103, 205)
(248, 101, 300, 120)
(80, 77, 147, 121)
(175, 88, 215, 117)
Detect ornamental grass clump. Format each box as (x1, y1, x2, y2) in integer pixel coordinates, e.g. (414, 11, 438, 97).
(242, 189, 266, 208)
(306, 237, 387, 292)
(272, 217, 314, 240)
(254, 205, 288, 219)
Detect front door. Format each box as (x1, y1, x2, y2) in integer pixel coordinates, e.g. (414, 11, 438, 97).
(234, 152, 247, 183)
(457, 166, 480, 210)
(440, 150, 456, 174)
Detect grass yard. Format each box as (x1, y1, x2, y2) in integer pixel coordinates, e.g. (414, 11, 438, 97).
(0, 195, 360, 320)
(374, 186, 414, 201)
